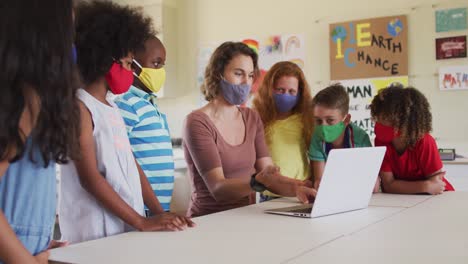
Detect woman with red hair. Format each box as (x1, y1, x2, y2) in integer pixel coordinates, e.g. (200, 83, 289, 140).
(253, 61, 314, 202)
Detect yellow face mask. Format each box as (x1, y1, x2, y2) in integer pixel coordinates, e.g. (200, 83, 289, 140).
(133, 60, 166, 93)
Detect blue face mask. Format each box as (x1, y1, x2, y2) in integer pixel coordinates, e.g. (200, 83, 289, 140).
(274, 93, 298, 113)
(219, 78, 251, 105)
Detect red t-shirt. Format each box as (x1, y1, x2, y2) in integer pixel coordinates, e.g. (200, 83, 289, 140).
(375, 134, 454, 191)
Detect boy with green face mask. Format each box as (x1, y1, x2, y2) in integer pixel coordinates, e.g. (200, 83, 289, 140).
(308, 84, 372, 190)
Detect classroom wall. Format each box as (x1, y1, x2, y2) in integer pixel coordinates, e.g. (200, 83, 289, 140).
(117, 0, 468, 143)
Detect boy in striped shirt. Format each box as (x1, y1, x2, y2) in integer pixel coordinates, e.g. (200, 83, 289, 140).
(115, 36, 174, 212)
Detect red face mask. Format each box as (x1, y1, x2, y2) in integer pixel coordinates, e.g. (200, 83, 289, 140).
(105, 62, 134, 94)
(374, 122, 398, 143)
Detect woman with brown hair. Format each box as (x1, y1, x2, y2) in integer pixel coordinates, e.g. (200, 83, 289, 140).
(252, 61, 314, 202)
(183, 42, 316, 217)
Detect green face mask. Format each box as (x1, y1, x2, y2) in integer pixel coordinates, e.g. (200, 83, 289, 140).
(316, 121, 346, 143)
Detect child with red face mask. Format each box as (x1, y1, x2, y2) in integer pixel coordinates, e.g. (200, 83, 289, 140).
(370, 85, 454, 195)
(59, 1, 194, 245)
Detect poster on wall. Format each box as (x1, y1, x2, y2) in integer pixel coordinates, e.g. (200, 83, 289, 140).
(436, 36, 467, 60)
(439, 65, 468, 91)
(435, 8, 467, 32)
(329, 15, 408, 80)
(248, 34, 306, 94)
(339, 76, 408, 136)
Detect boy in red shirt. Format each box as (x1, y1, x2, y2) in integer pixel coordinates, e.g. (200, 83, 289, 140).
(370, 85, 454, 194)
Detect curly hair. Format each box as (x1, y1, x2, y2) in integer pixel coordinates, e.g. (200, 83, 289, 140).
(0, 0, 80, 166)
(312, 83, 349, 115)
(370, 86, 432, 147)
(75, 0, 156, 85)
(201, 42, 259, 101)
(252, 61, 314, 148)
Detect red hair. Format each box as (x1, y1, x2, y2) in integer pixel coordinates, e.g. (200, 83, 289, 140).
(252, 61, 314, 148)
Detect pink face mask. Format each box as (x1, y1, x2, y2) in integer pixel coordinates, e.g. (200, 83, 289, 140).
(105, 62, 134, 94)
(374, 122, 398, 143)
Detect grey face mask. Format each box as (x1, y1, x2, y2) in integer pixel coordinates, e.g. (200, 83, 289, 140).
(219, 78, 251, 105)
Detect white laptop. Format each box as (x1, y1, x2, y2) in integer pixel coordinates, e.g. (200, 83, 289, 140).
(265, 146, 386, 218)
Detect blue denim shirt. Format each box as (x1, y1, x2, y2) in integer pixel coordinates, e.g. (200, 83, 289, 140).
(0, 138, 56, 256)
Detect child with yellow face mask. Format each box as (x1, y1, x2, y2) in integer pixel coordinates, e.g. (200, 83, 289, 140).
(309, 84, 374, 191)
(115, 36, 175, 213)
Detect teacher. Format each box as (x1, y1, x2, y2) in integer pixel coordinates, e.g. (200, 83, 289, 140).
(183, 42, 315, 217)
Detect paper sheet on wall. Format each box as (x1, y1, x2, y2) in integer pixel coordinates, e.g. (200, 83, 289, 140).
(439, 65, 468, 91)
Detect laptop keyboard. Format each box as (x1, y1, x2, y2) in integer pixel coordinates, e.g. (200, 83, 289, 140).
(289, 207, 313, 214)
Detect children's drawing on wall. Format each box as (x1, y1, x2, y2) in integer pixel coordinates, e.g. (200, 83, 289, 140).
(436, 36, 467, 60)
(436, 8, 467, 33)
(283, 34, 305, 69)
(259, 35, 283, 70)
(439, 65, 468, 91)
(243, 34, 306, 106)
(329, 15, 408, 80)
(340, 77, 408, 137)
(242, 39, 264, 96)
(243, 34, 306, 95)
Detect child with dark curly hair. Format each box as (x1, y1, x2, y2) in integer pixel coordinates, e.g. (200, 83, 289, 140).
(0, 0, 80, 262)
(370, 85, 454, 195)
(59, 0, 194, 244)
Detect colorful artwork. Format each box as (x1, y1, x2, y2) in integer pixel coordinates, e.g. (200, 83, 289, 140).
(436, 36, 467, 60)
(282, 34, 306, 69)
(329, 15, 408, 80)
(258, 35, 283, 70)
(439, 65, 468, 91)
(250, 34, 306, 106)
(387, 18, 403, 37)
(242, 39, 264, 95)
(339, 76, 409, 136)
(436, 8, 467, 32)
(242, 39, 259, 54)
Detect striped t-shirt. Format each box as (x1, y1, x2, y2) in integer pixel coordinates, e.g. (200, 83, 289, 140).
(115, 86, 174, 211)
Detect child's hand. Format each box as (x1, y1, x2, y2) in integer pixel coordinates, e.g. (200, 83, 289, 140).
(140, 213, 195, 231)
(31, 240, 68, 264)
(373, 177, 381, 193)
(296, 186, 317, 204)
(33, 250, 49, 264)
(425, 173, 446, 195)
(47, 240, 69, 249)
(176, 213, 196, 228)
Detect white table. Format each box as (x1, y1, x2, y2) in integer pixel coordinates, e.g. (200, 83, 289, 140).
(50, 193, 466, 264)
(437, 140, 468, 191)
(289, 191, 468, 264)
(444, 159, 468, 191)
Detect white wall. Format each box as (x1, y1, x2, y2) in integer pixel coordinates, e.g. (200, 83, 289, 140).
(119, 0, 468, 142)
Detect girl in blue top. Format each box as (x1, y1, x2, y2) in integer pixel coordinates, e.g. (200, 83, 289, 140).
(0, 0, 80, 263)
